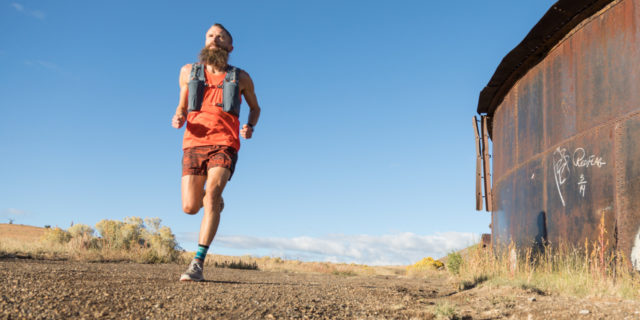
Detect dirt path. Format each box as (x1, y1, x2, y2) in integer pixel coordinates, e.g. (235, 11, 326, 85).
(2, 258, 640, 319)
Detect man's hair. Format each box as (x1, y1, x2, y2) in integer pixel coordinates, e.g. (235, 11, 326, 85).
(213, 23, 233, 45)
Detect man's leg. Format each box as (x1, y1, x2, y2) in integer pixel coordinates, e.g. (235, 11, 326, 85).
(181, 175, 207, 214)
(179, 174, 210, 282)
(180, 146, 235, 282)
(179, 167, 230, 282)
(198, 166, 231, 246)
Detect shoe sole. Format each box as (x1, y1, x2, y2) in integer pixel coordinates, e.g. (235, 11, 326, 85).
(179, 276, 204, 282)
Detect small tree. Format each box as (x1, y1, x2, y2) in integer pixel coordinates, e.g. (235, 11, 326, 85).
(68, 224, 94, 238)
(144, 217, 161, 234)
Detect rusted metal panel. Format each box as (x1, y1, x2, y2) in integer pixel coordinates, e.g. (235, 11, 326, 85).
(616, 116, 640, 268)
(492, 88, 517, 183)
(543, 41, 576, 149)
(512, 159, 545, 249)
(517, 71, 543, 165)
(575, 0, 639, 132)
(483, 0, 638, 265)
(545, 129, 616, 249)
(492, 173, 514, 248)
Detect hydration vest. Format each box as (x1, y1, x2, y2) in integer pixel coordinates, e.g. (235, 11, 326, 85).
(187, 63, 242, 117)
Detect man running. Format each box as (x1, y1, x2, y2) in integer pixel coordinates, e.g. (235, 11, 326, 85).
(171, 23, 261, 281)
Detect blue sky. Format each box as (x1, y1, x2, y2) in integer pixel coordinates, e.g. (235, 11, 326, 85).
(1, 0, 555, 265)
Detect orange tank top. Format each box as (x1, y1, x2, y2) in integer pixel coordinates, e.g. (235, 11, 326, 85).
(183, 67, 241, 151)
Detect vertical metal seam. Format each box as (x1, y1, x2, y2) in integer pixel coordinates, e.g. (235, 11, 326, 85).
(614, 121, 625, 252)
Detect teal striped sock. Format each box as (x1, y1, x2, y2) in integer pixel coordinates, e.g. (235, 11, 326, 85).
(195, 244, 209, 262)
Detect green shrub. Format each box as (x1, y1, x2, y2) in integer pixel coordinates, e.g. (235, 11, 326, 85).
(446, 252, 463, 275)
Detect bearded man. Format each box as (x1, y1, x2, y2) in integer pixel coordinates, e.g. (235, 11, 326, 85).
(171, 23, 261, 281)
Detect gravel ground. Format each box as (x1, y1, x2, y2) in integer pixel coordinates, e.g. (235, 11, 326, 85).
(2, 258, 640, 319)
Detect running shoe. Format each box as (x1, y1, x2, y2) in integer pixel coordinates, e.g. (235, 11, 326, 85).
(180, 259, 204, 282)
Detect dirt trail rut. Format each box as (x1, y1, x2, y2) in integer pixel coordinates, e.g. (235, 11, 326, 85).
(2, 258, 640, 319)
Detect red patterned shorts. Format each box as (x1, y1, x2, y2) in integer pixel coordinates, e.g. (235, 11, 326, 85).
(182, 145, 238, 179)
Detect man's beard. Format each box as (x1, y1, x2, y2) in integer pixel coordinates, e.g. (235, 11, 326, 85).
(199, 46, 229, 70)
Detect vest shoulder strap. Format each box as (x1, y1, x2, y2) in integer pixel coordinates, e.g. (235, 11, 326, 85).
(225, 65, 240, 82)
(190, 63, 205, 81)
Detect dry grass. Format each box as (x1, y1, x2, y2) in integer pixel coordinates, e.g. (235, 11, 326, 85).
(455, 243, 640, 299)
(1, 224, 46, 242)
(454, 215, 640, 300)
(1, 219, 181, 263)
(1, 223, 414, 278)
(189, 252, 408, 277)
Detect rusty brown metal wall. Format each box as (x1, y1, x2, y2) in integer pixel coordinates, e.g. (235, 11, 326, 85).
(490, 0, 640, 268)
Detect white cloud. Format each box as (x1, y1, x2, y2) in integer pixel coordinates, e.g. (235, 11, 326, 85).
(24, 60, 61, 71)
(10, 2, 45, 20)
(31, 10, 45, 20)
(11, 2, 24, 11)
(1, 208, 28, 217)
(179, 231, 478, 266)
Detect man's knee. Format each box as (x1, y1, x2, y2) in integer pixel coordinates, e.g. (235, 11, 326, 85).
(182, 203, 200, 215)
(203, 190, 223, 206)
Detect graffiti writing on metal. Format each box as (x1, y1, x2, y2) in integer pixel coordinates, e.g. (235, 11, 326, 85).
(552, 148, 571, 206)
(572, 148, 607, 168)
(552, 147, 606, 207)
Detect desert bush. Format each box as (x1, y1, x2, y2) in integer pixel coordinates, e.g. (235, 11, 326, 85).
(95, 217, 179, 262)
(446, 252, 463, 275)
(68, 224, 94, 238)
(95, 219, 125, 248)
(408, 257, 445, 272)
(406, 257, 445, 278)
(144, 217, 161, 233)
(214, 260, 259, 270)
(37, 217, 180, 263)
(41, 227, 71, 244)
(143, 226, 180, 263)
(67, 233, 100, 251)
(433, 301, 458, 320)
(95, 217, 145, 250)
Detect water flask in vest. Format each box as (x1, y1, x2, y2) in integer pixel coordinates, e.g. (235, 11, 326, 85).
(187, 63, 241, 117)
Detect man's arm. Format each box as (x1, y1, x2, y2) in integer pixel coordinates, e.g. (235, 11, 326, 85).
(239, 70, 261, 139)
(172, 64, 192, 129)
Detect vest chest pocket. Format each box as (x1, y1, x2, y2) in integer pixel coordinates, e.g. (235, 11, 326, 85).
(187, 79, 205, 112)
(222, 79, 241, 117)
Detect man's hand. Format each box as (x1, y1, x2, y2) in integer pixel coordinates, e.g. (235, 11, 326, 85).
(241, 124, 254, 139)
(172, 112, 186, 129)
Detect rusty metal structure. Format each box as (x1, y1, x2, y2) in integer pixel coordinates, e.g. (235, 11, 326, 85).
(476, 0, 640, 268)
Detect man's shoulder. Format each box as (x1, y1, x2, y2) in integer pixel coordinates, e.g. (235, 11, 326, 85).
(181, 63, 195, 73)
(234, 67, 251, 80)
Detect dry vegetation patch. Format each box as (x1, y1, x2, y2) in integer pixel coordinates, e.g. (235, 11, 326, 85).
(1, 218, 181, 263)
(0, 224, 45, 242)
(0, 223, 410, 278)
